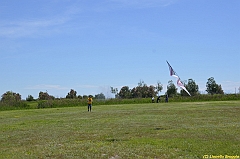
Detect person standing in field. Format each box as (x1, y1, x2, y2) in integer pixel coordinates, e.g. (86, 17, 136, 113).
(152, 96, 155, 103)
(157, 96, 160, 103)
(165, 94, 168, 103)
(87, 96, 93, 112)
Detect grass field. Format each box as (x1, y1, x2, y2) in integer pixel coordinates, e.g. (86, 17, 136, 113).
(0, 101, 239, 159)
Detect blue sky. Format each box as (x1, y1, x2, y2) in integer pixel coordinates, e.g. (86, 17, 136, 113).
(0, 0, 239, 99)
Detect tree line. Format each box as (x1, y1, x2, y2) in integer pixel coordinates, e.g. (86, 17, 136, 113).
(0, 77, 229, 103)
(1, 90, 106, 102)
(116, 77, 224, 99)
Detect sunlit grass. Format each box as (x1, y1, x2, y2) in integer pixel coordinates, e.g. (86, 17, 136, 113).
(0, 101, 239, 158)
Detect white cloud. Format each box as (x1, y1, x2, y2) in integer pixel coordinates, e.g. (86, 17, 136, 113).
(76, 85, 99, 89)
(0, 0, 176, 39)
(0, 3, 82, 39)
(0, 17, 70, 38)
(25, 84, 69, 90)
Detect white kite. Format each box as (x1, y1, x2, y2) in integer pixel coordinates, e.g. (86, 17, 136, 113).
(166, 61, 191, 96)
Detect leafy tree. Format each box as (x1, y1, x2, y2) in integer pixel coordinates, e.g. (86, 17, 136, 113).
(131, 84, 157, 98)
(83, 95, 88, 99)
(206, 77, 224, 95)
(39, 91, 48, 100)
(110, 87, 118, 98)
(216, 85, 224, 94)
(95, 93, 105, 99)
(132, 84, 148, 98)
(138, 80, 145, 87)
(156, 81, 163, 96)
(77, 95, 83, 99)
(130, 87, 139, 98)
(119, 81, 158, 99)
(133, 80, 157, 98)
(166, 80, 177, 97)
(180, 79, 199, 96)
(0, 91, 28, 108)
(119, 86, 131, 99)
(1, 91, 21, 102)
(26, 95, 35, 101)
(66, 89, 77, 99)
(39, 91, 54, 100)
(148, 85, 157, 98)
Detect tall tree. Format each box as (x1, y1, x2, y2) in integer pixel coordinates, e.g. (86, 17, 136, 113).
(110, 87, 118, 98)
(180, 79, 199, 96)
(1, 91, 21, 102)
(39, 91, 54, 100)
(119, 86, 131, 99)
(95, 93, 105, 99)
(66, 89, 77, 99)
(119, 81, 158, 99)
(166, 80, 177, 97)
(131, 84, 157, 98)
(26, 95, 34, 101)
(156, 81, 163, 96)
(138, 80, 145, 87)
(216, 84, 224, 95)
(206, 77, 224, 95)
(148, 85, 157, 98)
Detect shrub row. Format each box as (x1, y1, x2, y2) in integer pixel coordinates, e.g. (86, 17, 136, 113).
(35, 94, 240, 109)
(168, 94, 240, 102)
(1, 94, 239, 111)
(36, 98, 153, 109)
(0, 101, 30, 111)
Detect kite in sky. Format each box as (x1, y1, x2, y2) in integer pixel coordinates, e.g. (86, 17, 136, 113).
(166, 61, 191, 96)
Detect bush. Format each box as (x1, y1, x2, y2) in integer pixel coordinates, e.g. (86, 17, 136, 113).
(0, 101, 29, 111)
(1, 94, 240, 111)
(166, 94, 240, 102)
(26, 95, 35, 101)
(37, 99, 87, 109)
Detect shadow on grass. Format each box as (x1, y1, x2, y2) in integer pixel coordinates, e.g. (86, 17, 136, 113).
(105, 138, 129, 142)
(154, 126, 169, 130)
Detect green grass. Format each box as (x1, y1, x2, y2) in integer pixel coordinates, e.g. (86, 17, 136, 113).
(0, 101, 239, 158)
